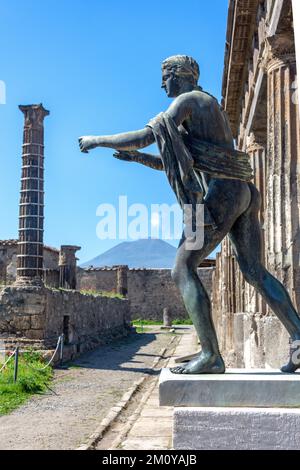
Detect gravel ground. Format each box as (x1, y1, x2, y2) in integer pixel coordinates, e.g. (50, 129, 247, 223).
(0, 328, 175, 450)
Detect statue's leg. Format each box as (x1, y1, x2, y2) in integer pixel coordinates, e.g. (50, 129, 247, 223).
(171, 179, 251, 374)
(229, 183, 300, 372)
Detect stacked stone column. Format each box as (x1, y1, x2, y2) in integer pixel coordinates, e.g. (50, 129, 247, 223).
(265, 32, 300, 309)
(116, 265, 128, 297)
(59, 245, 81, 290)
(16, 104, 49, 286)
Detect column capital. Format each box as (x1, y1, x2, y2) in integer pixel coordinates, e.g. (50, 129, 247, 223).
(19, 103, 49, 129)
(59, 245, 81, 266)
(246, 132, 267, 153)
(263, 32, 296, 73)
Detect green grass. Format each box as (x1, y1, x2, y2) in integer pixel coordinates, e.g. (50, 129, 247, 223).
(132, 318, 193, 326)
(172, 319, 193, 325)
(132, 318, 193, 333)
(47, 286, 125, 299)
(132, 319, 163, 326)
(0, 351, 53, 415)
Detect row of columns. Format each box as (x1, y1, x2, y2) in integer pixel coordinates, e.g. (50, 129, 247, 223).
(265, 32, 300, 309)
(214, 18, 300, 344)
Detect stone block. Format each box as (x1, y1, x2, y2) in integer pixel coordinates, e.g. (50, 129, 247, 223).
(173, 407, 300, 450)
(243, 314, 266, 369)
(11, 315, 31, 330)
(30, 314, 45, 330)
(22, 304, 44, 315)
(26, 329, 44, 340)
(232, 313, 245, 368)
(263, 316, 290, 368)
(159, 367, 300, 407)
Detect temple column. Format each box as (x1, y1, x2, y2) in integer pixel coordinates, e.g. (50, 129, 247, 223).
(265, 32, 300, 309)
(59, 245, 81, 290)
(116, 265, 129, 297)
(16, 104, 49, 286)
(246, 133, 267, 314)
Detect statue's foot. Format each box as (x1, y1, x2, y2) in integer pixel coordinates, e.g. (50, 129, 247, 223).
(280, 361, 300, 373)
(170, 352, 225, 374)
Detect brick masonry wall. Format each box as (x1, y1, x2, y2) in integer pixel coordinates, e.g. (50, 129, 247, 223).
(0, 285, 131, 355)
(0, 245, 59, 282)
(77, 267, 214, 321)
(77, 267, 117, 292)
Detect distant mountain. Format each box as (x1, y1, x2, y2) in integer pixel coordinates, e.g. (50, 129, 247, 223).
(81, 239, 177, 269)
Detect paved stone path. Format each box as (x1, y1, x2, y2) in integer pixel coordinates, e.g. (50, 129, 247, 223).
(96, 327, 198, 450)
(0, 328, 182, 450)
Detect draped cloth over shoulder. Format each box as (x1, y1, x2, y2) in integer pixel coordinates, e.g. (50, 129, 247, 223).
(146, 112, 253, 229)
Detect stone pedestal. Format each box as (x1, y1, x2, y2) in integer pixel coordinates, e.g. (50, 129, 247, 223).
(163, 307, 172, 328)
(159, 368, 300, 450)
(173, 407, 300, 450)
(159, 368, 300, 407)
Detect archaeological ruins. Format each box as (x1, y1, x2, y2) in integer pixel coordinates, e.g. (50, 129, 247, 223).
(0, 0, 299, 371)
(0, 104, 214, 359)
(0, 104, 131, 359)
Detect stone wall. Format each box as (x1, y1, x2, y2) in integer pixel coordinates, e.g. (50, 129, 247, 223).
(77, 267, 117, 292)
(77, 267, 215, 321)
(0, 241, 59, 283)
(0, 285, 131, 359)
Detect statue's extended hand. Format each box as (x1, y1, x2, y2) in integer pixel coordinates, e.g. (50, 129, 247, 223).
(78, 136, 98, 153)
(113, 150, 138, 162)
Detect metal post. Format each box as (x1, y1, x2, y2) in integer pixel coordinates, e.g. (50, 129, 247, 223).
(14, 347, 19, 383)
(60, 334, 64, 365)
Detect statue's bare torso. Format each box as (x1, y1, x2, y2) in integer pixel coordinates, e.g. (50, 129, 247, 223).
(166, 90, 233, 149)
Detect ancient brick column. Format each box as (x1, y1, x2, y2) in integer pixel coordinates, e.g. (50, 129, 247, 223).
(246, 133, 267, 315)
(59, 245, 81, 290)
(116, 265, 128, 297)
(16, 104, 49, 286)
(265, 31, 300, 308)
(0, 260, 6, 285)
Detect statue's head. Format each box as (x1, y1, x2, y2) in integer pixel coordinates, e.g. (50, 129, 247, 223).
(161, 55, 200, 97)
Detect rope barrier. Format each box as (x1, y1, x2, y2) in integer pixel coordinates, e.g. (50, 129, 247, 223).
(25, 335, 63, 372)
(0, 348, 17, 373)
(0, 334, 63, 374)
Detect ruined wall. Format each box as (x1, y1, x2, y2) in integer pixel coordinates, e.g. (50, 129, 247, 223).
(0, 245, 18, 283)
(77, 267, 214, 321)
(0, 242, 59, 283)
(77, 267, 117, 292)
(0, 285, 131, 358)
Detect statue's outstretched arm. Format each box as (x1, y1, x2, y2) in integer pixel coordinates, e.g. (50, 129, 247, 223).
(113, 150, 163, 171)
(78, 93, 194, 154)
(79, 127, 155, 154)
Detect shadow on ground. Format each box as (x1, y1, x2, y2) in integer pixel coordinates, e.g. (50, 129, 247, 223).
(60, 330, 180, 376)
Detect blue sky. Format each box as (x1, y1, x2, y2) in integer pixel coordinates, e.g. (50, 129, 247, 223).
(0, 0, 229, 263)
